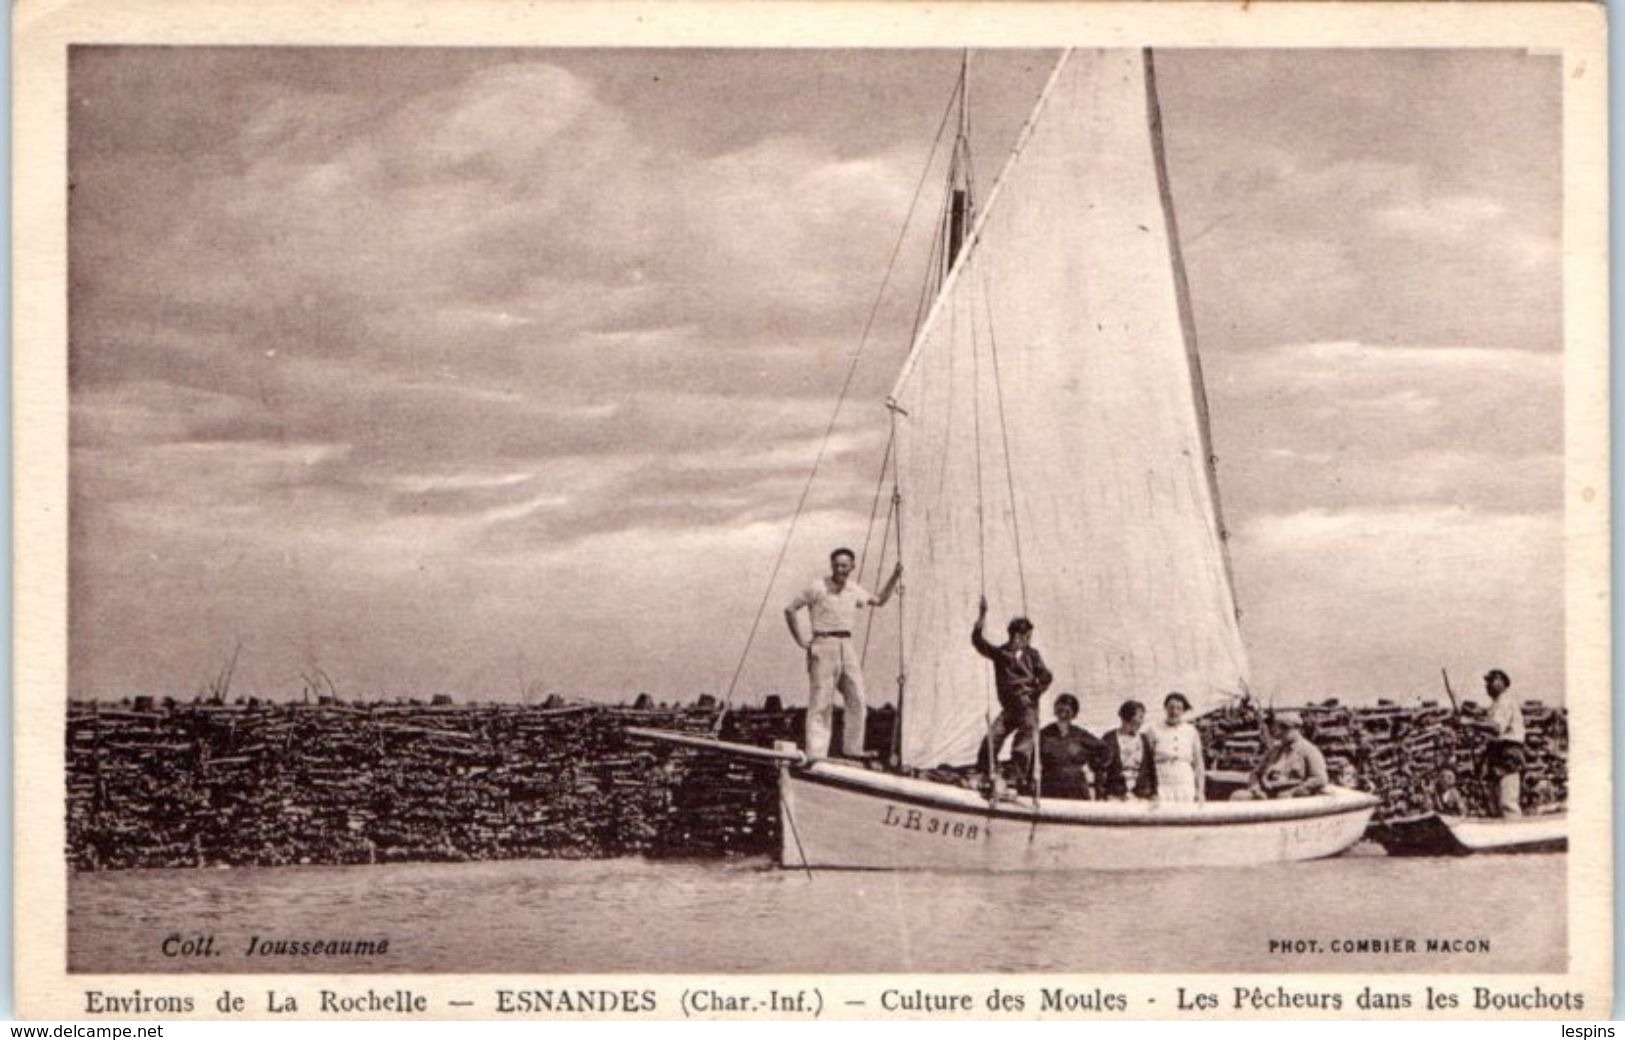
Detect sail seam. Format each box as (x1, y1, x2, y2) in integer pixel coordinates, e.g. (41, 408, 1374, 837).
(1143, 48, 1248, 644)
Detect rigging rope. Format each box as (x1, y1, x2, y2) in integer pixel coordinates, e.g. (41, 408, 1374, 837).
(982, 270, 1030, 614)
(924, 169, 949, 305)
(943, 55, 1004, 793)
(856, 427, 897, 587)
(716, 70, 966, 723)
(888, 446, 908, 764)
(978, 259, 1039, 804)
(859, 493, 896, 668)
(967, 256, 1001, 789)
(967, 296, 987, 594)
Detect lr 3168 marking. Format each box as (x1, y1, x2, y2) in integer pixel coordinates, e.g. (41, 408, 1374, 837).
(881, 803, 982, 841)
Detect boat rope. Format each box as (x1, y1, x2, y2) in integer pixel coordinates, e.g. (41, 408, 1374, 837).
(980, 264, 1041, 806)
(947, 55, 1005, 797)
(981, 269, 1030, 615)
(779, 789, 816, 881)
(967, 260, 1000, 791)
(889, 471, 908, 764)
(713, 75, 965, 728)
(856, 425, 897, 587)
(856, 434, 896, 743)
(906, 118, 958, 365)
(912, 198, 949, 336)
(968, 293, 987, 594)
(859, 492, 896, 669)
(955, 49, 979, 227)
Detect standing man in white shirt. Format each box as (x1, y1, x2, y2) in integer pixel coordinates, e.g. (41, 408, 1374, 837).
(784, 549, 903, 761)
(1483, 668, 1526, 817)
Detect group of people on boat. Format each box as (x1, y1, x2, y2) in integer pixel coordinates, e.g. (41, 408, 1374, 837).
(967, 596, 1200, 801)
(783, 547, 1332, 804)
(783, 547, 1534, 815)
(969, 596, 1328, 802)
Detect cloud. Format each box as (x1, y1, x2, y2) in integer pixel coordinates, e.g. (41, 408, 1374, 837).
(66, 49, 1567, 704)
(1231, 506, 1563, 700)
(1371, 193, 1510, 238)
(1161, 50, 1561, 353)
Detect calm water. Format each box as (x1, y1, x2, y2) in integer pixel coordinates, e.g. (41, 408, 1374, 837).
(69, 850, 1564, 975)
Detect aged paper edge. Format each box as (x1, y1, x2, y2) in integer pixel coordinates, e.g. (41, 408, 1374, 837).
(12, 0, 1610, 1021)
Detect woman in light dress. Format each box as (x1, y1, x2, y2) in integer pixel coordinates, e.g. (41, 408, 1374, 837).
(1147, 691, 1205, 803)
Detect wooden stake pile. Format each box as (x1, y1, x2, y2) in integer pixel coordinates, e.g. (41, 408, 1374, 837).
(66, 700, 806, 871)
(1196, 698, 1567, 820)
(66, 696, 1565, 871)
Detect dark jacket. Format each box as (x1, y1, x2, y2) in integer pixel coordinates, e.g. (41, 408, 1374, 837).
(970, 622, 1053, 709)
(1039, 722, 1103, 800)
(1096, 730, 1158, 800)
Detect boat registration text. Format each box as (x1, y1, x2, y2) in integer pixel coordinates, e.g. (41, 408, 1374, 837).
(881, 803, 984, 841)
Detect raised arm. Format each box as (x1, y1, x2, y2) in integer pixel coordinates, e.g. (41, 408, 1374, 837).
(970, 596, 997, 660)
(872, 562, 904, 607)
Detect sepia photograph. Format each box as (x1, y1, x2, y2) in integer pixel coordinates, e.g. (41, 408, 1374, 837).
(14, 0, 1609, 1020)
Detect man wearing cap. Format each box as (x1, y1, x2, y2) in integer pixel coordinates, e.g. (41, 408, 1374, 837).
(1483, 669, 1525, 817)
(784, 549, 902, 761)
(972, 595, 1053, 790)
(1232, 712, 1329, 800)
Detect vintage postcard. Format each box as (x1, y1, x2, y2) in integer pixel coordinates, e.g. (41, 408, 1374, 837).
(13, 0, 1610, 1021)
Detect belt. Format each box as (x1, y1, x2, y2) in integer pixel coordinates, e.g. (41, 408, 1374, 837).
(812, 631, 852, 639)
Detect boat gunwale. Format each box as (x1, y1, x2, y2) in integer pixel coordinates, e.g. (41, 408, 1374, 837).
(791, 761, 1379, 828)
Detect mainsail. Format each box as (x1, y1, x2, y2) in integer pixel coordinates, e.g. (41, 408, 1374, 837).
(889, 49, 1250, 768)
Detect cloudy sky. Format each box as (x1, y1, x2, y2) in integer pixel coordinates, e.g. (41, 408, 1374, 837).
(68, 47, 1562, 707)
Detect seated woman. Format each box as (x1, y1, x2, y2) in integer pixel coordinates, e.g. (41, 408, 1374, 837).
(1096, 699, 1158, 800)
(1038, 693, 1102, 799)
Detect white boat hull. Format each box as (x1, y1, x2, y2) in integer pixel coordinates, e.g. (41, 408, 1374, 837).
(1371, 811, 1567, 856)
(779, 761, 1379, 871)
(1445, 813, 1566, 852)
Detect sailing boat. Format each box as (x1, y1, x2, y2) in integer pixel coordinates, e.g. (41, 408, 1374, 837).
(634, 48, 1378, 871)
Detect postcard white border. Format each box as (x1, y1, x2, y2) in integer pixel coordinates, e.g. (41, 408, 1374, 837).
(13, 0, 1610, 1020)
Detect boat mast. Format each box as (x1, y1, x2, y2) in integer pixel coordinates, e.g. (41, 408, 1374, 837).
(892, 51, 977, 764)
(946, 51, 973, 274)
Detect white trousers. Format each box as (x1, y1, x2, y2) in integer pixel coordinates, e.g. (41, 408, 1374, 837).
(805, 636, 867, 759)
(1499, 772, 1523, 817)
